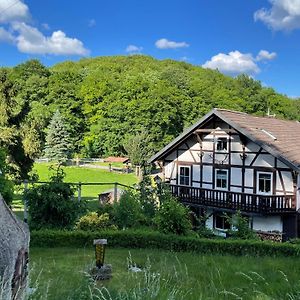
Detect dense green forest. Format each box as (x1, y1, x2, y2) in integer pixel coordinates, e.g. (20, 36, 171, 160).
(0, 55, 299, 178)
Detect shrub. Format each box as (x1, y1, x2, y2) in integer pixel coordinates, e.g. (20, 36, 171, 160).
(75, 212, 116, 231)
(30, 229, 300, 257)
(26, 166, 85, 229)
(226, 211, 258, 240)
(112, 189, 143, 229)
(155, 196, 192, 235)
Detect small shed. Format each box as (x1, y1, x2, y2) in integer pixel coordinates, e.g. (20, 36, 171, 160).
(98, 187, 124, 205)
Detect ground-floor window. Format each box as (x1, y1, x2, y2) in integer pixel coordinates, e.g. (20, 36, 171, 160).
(214, 214, 231, 230)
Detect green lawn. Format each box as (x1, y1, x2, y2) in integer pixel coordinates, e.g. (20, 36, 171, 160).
(12, 163, 138, 216)
(29, 247, 300, 300)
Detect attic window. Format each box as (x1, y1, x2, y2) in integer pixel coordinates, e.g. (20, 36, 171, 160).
(216, 138, 227, 151)
(261, 129, 277, 141)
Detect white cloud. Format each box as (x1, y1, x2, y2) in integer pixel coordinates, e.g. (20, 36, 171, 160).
(88, 19, 96, 27)
(203, 51, 260, 75)
(0, 0, 30, 23)
(12, 22, 90, 56)
(126, 44, 143, 53)
(256, 50, 277, 61)
(155, 38, 189, 49)
(0, 26, 14, 42)
(254, 0, 300, 31)
(0, 0, 89, 56)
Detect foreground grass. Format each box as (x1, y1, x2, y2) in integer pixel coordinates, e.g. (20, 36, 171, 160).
(29, 247, 300, 299)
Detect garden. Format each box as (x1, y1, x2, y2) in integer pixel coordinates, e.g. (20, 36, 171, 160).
(9, 163, 300, 299)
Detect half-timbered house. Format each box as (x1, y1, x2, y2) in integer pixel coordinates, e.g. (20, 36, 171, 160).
(149, 109, 300, 240)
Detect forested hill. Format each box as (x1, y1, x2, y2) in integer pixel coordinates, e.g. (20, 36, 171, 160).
(1, 55, 299, 163)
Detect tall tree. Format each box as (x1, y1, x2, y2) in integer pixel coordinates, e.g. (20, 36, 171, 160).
(44, 110, 73, 162)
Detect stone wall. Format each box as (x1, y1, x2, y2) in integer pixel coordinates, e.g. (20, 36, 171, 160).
(0, 195, 30, 300)
(256, 230, 283, 242)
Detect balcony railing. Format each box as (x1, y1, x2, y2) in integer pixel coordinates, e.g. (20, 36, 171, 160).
(169, 184, 296, 214)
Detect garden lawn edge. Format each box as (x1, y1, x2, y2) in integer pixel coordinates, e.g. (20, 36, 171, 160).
(30, 229, 300, 257)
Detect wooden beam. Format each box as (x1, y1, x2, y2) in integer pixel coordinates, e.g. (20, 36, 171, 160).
(194, 128, 237, 134)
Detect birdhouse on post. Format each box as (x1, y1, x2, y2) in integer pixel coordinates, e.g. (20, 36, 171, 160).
(90, 239, 112, 281)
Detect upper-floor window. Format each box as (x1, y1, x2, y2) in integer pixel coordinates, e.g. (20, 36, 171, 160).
(216, 137, 228, 151)
(215, 169, 228, 190)
(179, 166, 190, 186)
(257, 172, 272, 195)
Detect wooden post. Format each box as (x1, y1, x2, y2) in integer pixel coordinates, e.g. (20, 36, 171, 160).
(78, 182, 82, 202)
(23, 180, 28, 223)
(114, 183, 118, 202)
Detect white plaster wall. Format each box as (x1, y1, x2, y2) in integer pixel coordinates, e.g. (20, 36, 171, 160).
(252, 216, 282, 232)
(277, 160, 289, 169)
(192, 182, 200, 188)
(231, 153, 243, 165)
(203, 183, 213, 189)
(281, 171, 294, 193)
(164, 162, 175, 180)
(178, 149, 194, 162)
(231, 168, 242, 186)
(244, 188, 253, 193)
(205, 209, 214, 230)
(244, 154, 256, 166)
(202, 152, 213, 164)
(203, 165, 213, 182)
(276, 171, 283, 192)
(193, 165, 200, 182)
(253, 154, 274, 168)
(231, 186, 242, 193)
(245, 169, 253, 187)
(231, 135, 243, 152)
(246, 142, 260, 152)
(202, 140, 213, 151)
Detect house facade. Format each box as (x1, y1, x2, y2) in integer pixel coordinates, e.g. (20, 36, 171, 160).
(149, 109, 300, 240)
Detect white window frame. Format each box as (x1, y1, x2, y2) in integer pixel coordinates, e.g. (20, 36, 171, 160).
(179, 166, 191, 186)
(257, 171, 273, 195)
(214, 214, 231, 231)
(215, 169, 228, 190)
(215, 137, 228, 153)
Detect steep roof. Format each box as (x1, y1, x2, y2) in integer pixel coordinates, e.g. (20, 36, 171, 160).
(149, 108, 300, 171)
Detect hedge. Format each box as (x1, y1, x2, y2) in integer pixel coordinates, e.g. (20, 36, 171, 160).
(30, 229, 300, 257)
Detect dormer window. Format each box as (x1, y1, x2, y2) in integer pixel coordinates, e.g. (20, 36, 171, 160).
(216, 138, 227, 151)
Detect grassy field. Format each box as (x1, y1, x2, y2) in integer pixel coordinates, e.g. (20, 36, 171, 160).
(29, 246, 300, 300)
(12, 163, 138, 217)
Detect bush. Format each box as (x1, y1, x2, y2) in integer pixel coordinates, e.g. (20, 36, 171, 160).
(226, 211, 258, 240)
(112, 189, 143, 229)
(75, 212, 116, 231)
(30, 229, 300, 257)
(26, 166, 85, 229)
(155, 196, 192, 235)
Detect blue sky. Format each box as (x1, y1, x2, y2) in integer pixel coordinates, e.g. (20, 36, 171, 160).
(1, 0, 300, 97)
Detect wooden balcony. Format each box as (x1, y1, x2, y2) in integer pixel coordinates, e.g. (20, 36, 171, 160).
(169, 184, 296, 215)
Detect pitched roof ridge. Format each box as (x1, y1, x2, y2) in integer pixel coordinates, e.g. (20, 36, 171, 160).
(214, 108, 248, 115)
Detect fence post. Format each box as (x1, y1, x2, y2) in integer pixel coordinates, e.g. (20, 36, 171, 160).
(23, 180, 28, 223)
(78, 182, 82, 202)
(114, 183, 118, 202)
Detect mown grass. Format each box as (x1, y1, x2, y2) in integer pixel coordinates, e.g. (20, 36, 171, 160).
(29, 247, 300, 300)
(12, 163, 138, 217)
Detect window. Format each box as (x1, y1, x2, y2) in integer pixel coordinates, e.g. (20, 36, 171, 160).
(216, 169, 228, 190)
(179, 166, 190, 186)
(215, 214, 231, 230)
(216, 138, 227, 151)
(257, 172, 272, 195)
